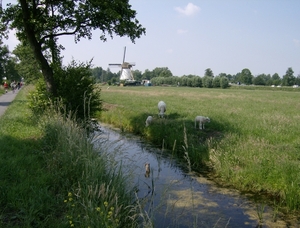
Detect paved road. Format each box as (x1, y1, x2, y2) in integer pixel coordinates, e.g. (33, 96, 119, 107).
(0, 89, 19, 117)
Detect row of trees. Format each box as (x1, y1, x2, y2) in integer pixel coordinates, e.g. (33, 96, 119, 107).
(90, 66, 300, 87)
(151, 75, 230, 88)
(2, 47, 299, 89)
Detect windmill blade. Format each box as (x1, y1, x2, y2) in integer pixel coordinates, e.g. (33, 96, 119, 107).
(109, 64, 122, 67)
(122, 46, 126, 63)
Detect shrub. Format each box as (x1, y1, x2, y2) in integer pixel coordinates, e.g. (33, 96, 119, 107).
(212, 76, 221, 88)
(202, 76, 213, 88)
(220, 77, 229, 89)
(28, 60, 102, 122)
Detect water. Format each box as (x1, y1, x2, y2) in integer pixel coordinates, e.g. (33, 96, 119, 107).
(92, 124, 299, 228)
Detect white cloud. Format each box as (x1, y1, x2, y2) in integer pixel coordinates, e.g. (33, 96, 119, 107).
(175, 3, 200, 16)
(177, 29, 188, 34)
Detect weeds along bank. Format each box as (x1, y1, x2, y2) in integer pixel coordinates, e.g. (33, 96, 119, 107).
(98, 85, 300, 212)
(0, 86, 139, 227)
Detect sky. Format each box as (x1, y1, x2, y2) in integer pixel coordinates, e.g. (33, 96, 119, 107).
(2, 0, 300, 77)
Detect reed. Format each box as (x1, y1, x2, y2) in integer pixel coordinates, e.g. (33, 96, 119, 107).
(98, 85, 300, 212)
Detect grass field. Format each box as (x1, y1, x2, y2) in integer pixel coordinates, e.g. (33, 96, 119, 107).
(98, 85, 300, 212)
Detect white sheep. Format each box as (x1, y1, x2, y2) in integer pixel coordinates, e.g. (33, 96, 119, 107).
(145, 116, 153, 127)
(195, 116, 210, 130)
(158, 101, 166, 118)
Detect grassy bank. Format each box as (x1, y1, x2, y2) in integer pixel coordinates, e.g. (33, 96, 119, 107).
(0, 86, 139, 227)
(98, 85, 300, 212)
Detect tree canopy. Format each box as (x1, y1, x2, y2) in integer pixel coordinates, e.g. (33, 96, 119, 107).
(1, 0, 146, 95)
(282, 67, 295, 86)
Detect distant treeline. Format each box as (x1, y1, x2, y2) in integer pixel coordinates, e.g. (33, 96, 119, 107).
(91, 66, 300, 87)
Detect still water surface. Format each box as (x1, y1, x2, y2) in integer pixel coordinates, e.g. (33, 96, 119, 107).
(93, 125, 298, 228)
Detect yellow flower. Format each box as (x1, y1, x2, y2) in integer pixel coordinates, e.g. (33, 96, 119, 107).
(104, 201, 108, 207)
(110, 207, 114, 211)
(70, 224, 74, 227)
(96, 207, 100, 211)
(64, 200, 68, 203)
(69, 198, 73, 202)
(68, 192, 72, 197)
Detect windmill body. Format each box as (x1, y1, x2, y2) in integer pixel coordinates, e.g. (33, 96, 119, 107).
(109, 47, 137, 84)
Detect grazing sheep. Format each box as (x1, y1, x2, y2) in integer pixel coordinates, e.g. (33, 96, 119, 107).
(145, 163, 150, 178)
(158, 101, 166, 118)
(145, 116, 153, 127)
(195, 116, 210, 130)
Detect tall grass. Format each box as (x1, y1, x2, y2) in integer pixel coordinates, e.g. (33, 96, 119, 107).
(0, 86, 139, 227)
(98, 85, 300, 212)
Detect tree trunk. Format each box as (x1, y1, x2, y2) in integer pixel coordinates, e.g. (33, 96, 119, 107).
(19, 0, 57, 96)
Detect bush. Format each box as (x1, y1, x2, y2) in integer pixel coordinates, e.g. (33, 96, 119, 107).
(28, 60, 102, 122)
(220, 77, 229, 89)
(212, 76, 221, 88)
(202, 76, 213, 88)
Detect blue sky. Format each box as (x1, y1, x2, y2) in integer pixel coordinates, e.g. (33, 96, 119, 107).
(3, 1, 300, 77)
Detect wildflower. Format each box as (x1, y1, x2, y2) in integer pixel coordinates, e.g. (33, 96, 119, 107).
(64, 200, 68, 203)
(110, 207, 114, 211)
(68, 192, 72, 197)
(69, 198, 73, 202)
(96, 207, 101, 211)
(104, 201, 108, 207)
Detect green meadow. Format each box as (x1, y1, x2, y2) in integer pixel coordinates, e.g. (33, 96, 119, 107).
(98, 85, 300, 212)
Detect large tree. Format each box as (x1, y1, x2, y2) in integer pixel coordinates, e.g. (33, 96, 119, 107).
(240, 68, 253, 85)
(204, 68, 214, 77)
(13, 43, 43, 83)
(1, 0, 146, 96)
(282, 67, 295, 86)
(0, 40, 10, 82)
(153, 67, 173, 78)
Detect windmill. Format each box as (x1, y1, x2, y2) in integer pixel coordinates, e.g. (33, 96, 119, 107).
(109, 47, 136, 84)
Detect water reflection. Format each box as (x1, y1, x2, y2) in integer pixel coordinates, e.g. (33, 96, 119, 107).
(92, 125, 297, 228)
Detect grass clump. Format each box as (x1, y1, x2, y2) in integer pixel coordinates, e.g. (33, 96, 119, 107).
(0, 85, 138, 227)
